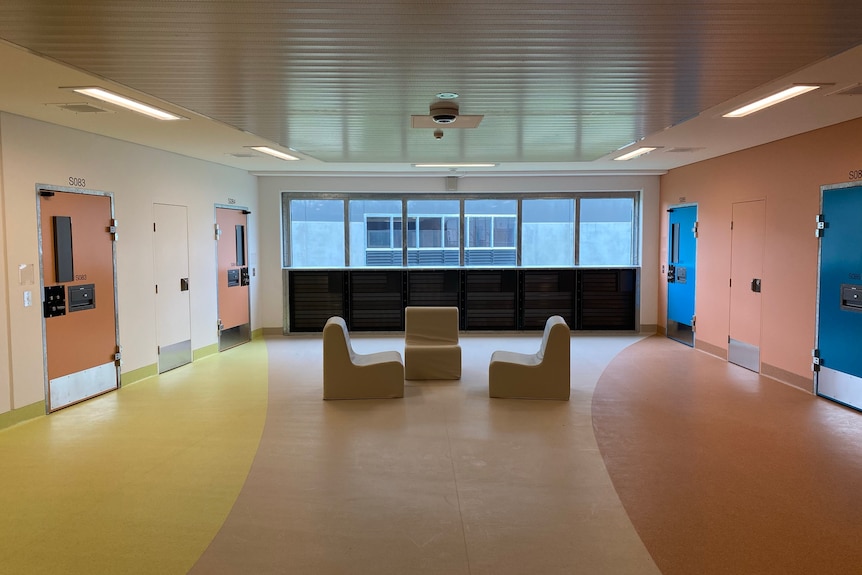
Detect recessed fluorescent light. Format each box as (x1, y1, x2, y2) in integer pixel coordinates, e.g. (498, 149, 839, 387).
(614, 147, 658, 161)
(250, 146, 300, 161)
(722, 85, 820, 118)
(71, 87, 183, 120)
(412, 163, 497, 168)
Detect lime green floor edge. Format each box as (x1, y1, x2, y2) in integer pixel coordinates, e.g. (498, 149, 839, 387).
(0, 338, 270, 575)
(0, 401, 45, 431)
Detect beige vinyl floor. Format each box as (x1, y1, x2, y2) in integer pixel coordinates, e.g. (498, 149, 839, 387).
(3, 333, 862, 574)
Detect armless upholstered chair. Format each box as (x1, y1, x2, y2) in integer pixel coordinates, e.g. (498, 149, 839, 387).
(323, 316, 404, 399)
(404, 306, 461, 380)
(488, 315, 571, 400)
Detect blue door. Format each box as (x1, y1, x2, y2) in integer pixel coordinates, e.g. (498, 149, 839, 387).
(667, 206, 697, 346)
(817, 184, 862, 410)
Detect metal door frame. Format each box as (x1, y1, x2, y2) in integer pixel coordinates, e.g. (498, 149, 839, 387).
(815, 181, 862, 410)
(36, 183, 120, 412)
(666, 202, 698, 346)
(215, 204, 252, 351)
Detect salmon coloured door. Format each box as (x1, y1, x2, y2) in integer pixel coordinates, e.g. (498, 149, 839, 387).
(38, 188, 119, 411)
(728, 200, 765, 372)
(216, 206, 251, 350)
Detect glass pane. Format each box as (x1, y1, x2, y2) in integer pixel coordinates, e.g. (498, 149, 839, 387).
(407, 200, 460, 267)
(289, 199, 345, 267)
(465, 199, 517, 266)
(366, 217, 392, 248)
(418, 217, 442, 247)
(522, 199, 574, 266)
(349, 199, 402, 267)
(579, 197, 634, 265)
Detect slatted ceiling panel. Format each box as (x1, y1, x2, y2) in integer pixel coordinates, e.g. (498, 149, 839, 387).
(3, 2, 862, 167)
(522, 270, 576, 330)
(578, 269, 637, 330)
(288, 270, 346, 332)
(349, 270, 405, 331)
(406, 270, 460, 307)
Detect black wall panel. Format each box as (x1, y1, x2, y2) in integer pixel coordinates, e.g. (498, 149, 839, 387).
(464, 270, 518, 330)
(286, 268, 636, 333)
(288, 271, 346, 332)
(521, 269, 576, 330)
(577, 269, 637, 330)
(349, 270, 405, 331)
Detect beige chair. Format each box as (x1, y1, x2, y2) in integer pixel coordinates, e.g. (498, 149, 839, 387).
(404, 306, 461, 380)
(488, 315, 571, 400)
(323, 316, 404, 399)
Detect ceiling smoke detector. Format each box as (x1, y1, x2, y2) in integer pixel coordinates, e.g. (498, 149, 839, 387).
(430, 101, 459, 124)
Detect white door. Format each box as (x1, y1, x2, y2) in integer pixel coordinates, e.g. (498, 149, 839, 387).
(154, 203, 192, 372)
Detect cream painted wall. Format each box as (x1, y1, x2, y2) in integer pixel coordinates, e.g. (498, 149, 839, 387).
(258, 174, 661, 331)
(0, 118, 10, 415)
(659, 116, 862, 391)
(0, 113, 257, 413)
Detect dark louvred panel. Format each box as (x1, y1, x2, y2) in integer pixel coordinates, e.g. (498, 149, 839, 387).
(287, 268, 636, 333)
(288, 270, 346, 332)
(578, 269, 636, 330)
(522, 269, 576, 330)
(464, 269, 518, 330)
(349, 270, 405, 330)
(406, 270, 460, 307)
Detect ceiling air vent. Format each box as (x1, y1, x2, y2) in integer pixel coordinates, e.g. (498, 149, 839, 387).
(665, 147, 705, 153)
(829, 83, 862, 96)
(51, 102, 111, 114)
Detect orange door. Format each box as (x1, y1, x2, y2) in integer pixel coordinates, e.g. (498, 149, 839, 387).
(39, 190, 118, 411)
(216, 207, 250, 350)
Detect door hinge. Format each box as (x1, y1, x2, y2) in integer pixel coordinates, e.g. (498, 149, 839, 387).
(155, 284, 159, 294)
(215, 223, 222, 240)
(812, 348, 821, 372)
(730, 220, 733, 230)
(114, 350, 122, 365)
(109, 218, 119, 241)
(692, 221, 699, 238)
(691, 315, 696, 332)
(815, 214, 826, 238)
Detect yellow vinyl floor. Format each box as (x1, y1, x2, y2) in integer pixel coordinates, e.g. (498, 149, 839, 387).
(0, 340, 269, 575)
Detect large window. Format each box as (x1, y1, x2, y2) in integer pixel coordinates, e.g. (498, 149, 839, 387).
(283, 193, 638, 268)
(349, 199, 402, 267)
(287, 199, 345, 268)
(464, 199, 517, 266)
(522, 199, 575, 266)
(578, 197, 635, 266)
(407, 200, 460, 266)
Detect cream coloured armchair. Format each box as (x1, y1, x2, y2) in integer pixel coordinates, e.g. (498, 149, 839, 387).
(404, 306, 461, 380)
(323, 316, 404, 399)
(488, 315, 571, 400)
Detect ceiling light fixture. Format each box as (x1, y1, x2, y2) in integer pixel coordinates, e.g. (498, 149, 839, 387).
(70, 87, 184, 120)
(722, 85, 821, 118)
(614, 147, 658, 161)
(250, 146, 299, 161)
(413, 163, 497, 168)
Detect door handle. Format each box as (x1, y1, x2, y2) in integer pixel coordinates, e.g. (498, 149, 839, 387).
(750, 278, 761, 293)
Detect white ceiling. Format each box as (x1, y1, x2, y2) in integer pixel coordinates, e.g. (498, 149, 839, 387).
(1, 1, 862, 176)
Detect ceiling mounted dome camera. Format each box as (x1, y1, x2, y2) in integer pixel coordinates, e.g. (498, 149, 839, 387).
(430, 101, 459, 124)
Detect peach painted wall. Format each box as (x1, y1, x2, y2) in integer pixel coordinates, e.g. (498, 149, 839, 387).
(659, 116, 862, 391)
